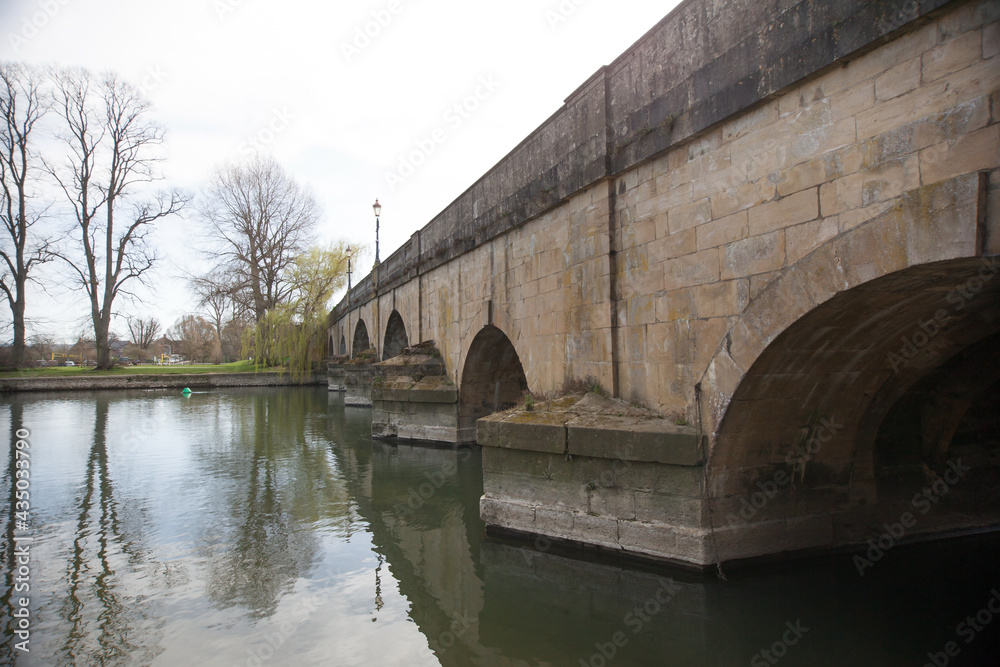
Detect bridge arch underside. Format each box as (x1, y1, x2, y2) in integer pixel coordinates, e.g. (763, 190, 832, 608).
(352, 320, 371, 357)
(709, 258, 1000, 562)
(459, 326, 528, 433)
(382, 311, 409, 361)
(339, 335, 347, 356)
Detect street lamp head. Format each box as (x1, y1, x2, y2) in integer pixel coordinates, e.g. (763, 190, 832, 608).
(372, 199, 381, 218)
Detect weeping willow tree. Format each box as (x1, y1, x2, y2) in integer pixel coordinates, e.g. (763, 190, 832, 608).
(242, 243, 358, 379)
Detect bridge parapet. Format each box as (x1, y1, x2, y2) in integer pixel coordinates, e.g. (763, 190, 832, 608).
(331, 0, 954, 324)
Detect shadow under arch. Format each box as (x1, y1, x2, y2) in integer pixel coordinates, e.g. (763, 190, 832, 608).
(382, 310, 409, 361)
(352, 319, 370, 357)
(459, 326, 528, 433)
(339, 335, 347, 356)
(707, 257, 1000, 558)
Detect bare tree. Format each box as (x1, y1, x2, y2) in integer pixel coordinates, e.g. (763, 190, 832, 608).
(189, 273, 243, 339)
(168, 314, 218, 363)
(27, 332, 55, 363)
(48, 70, 187, 369)
(127, 315, 160, 349)
(0, 63, 53, 367)
(199, 156, 319, 322)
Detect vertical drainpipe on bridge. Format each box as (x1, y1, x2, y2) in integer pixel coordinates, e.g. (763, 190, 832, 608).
(416, 231, 423, 345)
(604, 70, 621, 399)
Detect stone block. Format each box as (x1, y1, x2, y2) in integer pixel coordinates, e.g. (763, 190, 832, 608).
(661, 248, 719, 291)
(690, 280, 747, 318)
(919, 123, 999, 185)
(785, 216, 839, 265)
(773, 156, 830, 198)
(710, 179, 776, 219)
(668, 198, 713, 234)
(481, 446, 552, 478)
(566, 417, 702, 466)
(820, 172, 863, 216)
(480, 497, 535, 532)
(747, 188, 818, 236)
(696, 210, 748, 250)
(634, 491, 703, 525)
(566, 415, 638, 460)
(478, 418, 500, 448)
(922, 29, 983, 83)
(497, 415, 567, 454)
(631, 421, 704, 466)
(985, 20, 1000, 59)
(720, 230, 785, 280)
(876, 57, 921, 101)
(617, 520, 676, 559)
(589, 486, 636, 519)
(560, 511, 620, 548)
(485, 472, 589, 511)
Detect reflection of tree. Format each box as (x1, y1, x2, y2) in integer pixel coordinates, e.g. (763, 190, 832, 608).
(203, 389, 350, 620)
(58, 397, 161, 666)
(0, 400, 24, 665)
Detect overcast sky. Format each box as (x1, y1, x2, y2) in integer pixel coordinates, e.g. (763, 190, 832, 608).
(1, 0, 680, 343)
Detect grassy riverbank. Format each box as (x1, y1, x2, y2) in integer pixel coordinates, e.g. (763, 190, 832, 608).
(0, 361, 275, 378)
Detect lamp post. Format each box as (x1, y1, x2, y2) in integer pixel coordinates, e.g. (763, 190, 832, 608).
(346, 245, 352, 305)
(373, 198, 382, 265)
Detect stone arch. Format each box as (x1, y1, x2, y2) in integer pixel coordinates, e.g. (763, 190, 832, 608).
(339, 335, 347, 356)
(458, 325, 529, 432)
(382, 310, 409, 361)
(710, 256, 999, 475)
(352, 319, 371, 357)
(693, 174, 999, 559)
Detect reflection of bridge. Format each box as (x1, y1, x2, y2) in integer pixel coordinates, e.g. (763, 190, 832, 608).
(329, 0, 1000, 567)
(322, 403, 1000, 665)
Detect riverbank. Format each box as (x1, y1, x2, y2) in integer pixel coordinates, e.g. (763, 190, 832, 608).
(0, 371, 325, 392)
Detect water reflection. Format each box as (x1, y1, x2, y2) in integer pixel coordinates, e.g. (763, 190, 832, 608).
(202, 392, 322, 619)
(1, 388, 998, 666)
(59, 397, 161, 665)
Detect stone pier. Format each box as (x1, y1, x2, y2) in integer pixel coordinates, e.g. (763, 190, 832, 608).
(371, 343, 465, 443)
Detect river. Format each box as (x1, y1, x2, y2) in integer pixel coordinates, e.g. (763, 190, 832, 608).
(1, 387, 998, 665)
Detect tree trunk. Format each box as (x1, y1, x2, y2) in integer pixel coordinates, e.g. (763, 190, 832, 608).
(94, 316, 111, 369)
(10, 293, 25, 367)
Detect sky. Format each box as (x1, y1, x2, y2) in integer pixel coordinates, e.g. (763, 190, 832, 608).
(0, 0, 680, 343)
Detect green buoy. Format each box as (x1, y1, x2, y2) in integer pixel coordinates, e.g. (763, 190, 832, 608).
(182, 387, 192, 396)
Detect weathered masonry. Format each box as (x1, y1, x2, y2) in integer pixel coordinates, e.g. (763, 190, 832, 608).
(330, 0, 1000, 568)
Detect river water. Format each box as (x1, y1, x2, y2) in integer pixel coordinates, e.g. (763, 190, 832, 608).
(1, 387, 998, 666)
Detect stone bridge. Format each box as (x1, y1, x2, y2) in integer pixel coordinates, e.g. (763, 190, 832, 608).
(329, 0, 1000, 567)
